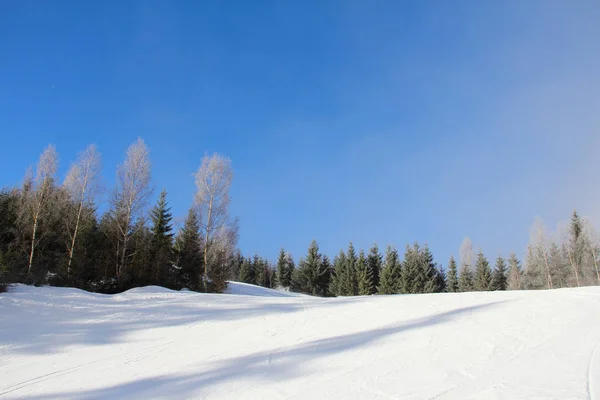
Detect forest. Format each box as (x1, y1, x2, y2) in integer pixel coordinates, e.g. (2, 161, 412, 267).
(1, 139, 599, 295)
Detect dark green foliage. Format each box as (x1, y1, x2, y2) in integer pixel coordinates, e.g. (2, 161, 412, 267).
(446, 256, 459, 292)
(329, 250, 346, 296)
(255, 255, 273, 288)
(175, 208, 203, 290)
(400, 243, 440, 294)
(292, 240, 330, 296)
(491, 256, 508, 291)
(458, 263, 473, 292)
(149, 189, 174, 286)
(378, 245, 402, 294)
(238, 257, 256, 285)
(473, 251, 492, 291)
(276, 248, 293, 288)
(421, 245, 443, 293)
(342, 243, 358, 296)
(356, 250, 373, 295)
(367, 244, 382, 294)
(228, 249, 244, 281)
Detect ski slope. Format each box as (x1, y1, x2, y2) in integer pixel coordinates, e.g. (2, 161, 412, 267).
(1, 282, 600, 399)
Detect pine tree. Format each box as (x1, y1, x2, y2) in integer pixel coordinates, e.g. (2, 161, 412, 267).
(174, 208, 203, 290)
(238, 257, 255, 284)
(491, 255, 508, 291)
(149, 189, 174, 286)
(507, 252, 523, 290)
(356, 250, 373, 295)
(446, 256, 459, 292)
(473, 250, 492, 291)
(458, 262, 473, 292)
(378, 245, 401, 294)
(367, 244, 382, 294)
(276, 248, 292, 288)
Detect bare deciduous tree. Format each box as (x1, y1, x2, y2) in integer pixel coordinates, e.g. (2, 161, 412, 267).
(529, 217, 553, 289)
(63, 144, 102, 278)
(25, 145, 59, 276)
(111, 138, 152, 279)
(194, 153, 235, 280)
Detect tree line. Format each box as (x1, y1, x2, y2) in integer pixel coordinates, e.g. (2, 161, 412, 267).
(231, 210, 600, 297)
(1, 141, 598, 296)
(0, 139, 238, 293)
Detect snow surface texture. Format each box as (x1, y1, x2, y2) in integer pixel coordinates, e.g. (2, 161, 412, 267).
(1, 282, 600, 399)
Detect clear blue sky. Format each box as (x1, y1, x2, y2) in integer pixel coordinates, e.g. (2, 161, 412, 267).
(1, 1, 599, 265)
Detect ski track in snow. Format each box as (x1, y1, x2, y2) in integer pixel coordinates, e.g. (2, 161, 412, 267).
(1, 283, 600, 399)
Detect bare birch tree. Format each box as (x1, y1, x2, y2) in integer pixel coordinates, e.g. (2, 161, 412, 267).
(25, 145, 59, 276)
(528, 217, 553, 289)
(63, 144, 102, 278)
(111, 138, 152, 279)
(194, 154, 235, 282)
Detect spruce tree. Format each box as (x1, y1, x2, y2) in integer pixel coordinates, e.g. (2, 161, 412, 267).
(421, 245, 442, 293)
(507, 252, 523, 290)
(473, 250, 492, 291)
(458, 262, 473, 292)
(329, 250, 346, 296)
(401, 243, 424, 294)
(367, 244, 382, 294)
(446, 256, 459, 292)
(174, 208, 203, 290)
(356, 250, 373, 295)
(378, 245, 401, 294)
(491, 255, 508, 291)
(293, 240, 329, 296)
(149, 189, 174, 286)
(276, 248, 292, 288)
(238, 257, 255, 284)
(342, 242, 358, 296)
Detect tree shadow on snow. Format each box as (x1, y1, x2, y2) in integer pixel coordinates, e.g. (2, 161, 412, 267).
(3, 301, 507, 399)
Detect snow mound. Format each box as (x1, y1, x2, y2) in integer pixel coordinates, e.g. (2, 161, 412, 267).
(225, 281, 306, 297)
(1, 285, 600, 399)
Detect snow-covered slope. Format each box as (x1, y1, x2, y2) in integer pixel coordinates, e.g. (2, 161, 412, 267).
(1, 283, 599, 399)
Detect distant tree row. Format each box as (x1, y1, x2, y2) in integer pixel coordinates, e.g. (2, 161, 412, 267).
(0, 140, 238, 293)
(232, 210, 599, 297)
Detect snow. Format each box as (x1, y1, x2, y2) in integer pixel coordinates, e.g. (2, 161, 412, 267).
(1, 283, 600, 399)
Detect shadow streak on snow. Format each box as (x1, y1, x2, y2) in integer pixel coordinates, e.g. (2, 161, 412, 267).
(0, 289, 360, 355)
(6, 301, 506, 399)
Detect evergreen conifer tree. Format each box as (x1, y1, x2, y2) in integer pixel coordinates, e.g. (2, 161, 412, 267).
(175, 208, 203, 290)
(356, 250, 373, 295)
(276, 248, 292, 287)
(342, 242, 358, 296)
(149, 189, 174, 286)
(238, 257, 255, 284)
(507, 252, 523, 290)
(446, 256, 459, 292)
(458, 262, 473, 292)
(378, 245, 401, 294)
(329, 250, 346, 296)
(491, 255, 508, 291)
(473, 250, 492, 291)
(367, 244, 382, 294)
(421, 245, 442, 293)
(401, 243, 424, 294)
(293, 240, 329, 296)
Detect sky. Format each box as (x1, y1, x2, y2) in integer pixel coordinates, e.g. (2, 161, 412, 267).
(1, 0, 599, 264)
